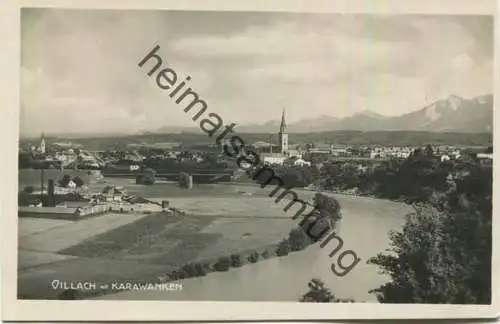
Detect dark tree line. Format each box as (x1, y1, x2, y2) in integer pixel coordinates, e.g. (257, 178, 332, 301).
(368, 161, 492, 304)
(318, 146, 487, 204)
(300, 145, 492, 304)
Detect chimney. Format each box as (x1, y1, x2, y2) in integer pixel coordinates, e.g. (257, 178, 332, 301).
(47, 179, 55, 207)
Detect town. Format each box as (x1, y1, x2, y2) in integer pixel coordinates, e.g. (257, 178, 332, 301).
(17, 112, 493, 301)
(18, 110, 492, 219)
(14, 7, 494, 315)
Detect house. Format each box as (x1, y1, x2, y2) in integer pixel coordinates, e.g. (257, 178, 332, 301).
(102, 186, 123, 202)
(261, 153, 287, 165)
(67, 180, 77, 190)
(293, 158, 311, 167)
(477, 153, 493, 160)
(287, 149, 302, 159)
(441, 155, 451, 162)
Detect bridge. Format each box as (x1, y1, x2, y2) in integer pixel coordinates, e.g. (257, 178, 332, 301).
(103, 171, 235, 184)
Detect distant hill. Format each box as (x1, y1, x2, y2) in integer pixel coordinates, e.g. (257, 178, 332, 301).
(378, 94, 493, 133)
(27, 94, 492, 145)
(228, 94, 493, 133)
(25, 130, 492, 151)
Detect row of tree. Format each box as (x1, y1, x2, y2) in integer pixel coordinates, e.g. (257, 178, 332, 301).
(318, 146, 488, 204)
(367, 157, 492, 304)
(299, 145, 492, 304)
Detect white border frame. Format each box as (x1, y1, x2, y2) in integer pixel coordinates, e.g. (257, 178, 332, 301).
(1, 0, 499, 321)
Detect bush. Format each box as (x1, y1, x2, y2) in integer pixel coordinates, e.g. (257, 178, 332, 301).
(142, 175, 155, 185)
(276, 239, 290, 257)
(136, 172, 155, 185)
(180, 263, 207, 278)
(58, 174, 71, 187)
(300, 279, 354, 303)
(23, 186, 35, 194)
(58, 289, 79, 300)
(198, 262, 210, 275)
(230, 254, 242, 267)
(261, 249, 270, 259)
(181, 263, 198, 278)
(170, 269, 188, 280)
(248, 252, 260, 263)
(72, 176, 84, 187)
(168, 271, 180, 281)
(288, 228, 311, 252)
(213, 256, 231, 272)
(193, 262, 208, 276)
(179, 172, 192, 188)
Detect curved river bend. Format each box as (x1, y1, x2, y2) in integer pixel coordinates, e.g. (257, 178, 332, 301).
(96, 185, 412, 302)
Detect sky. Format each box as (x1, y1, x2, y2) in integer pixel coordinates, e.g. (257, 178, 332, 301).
(20, 9, 494, 136)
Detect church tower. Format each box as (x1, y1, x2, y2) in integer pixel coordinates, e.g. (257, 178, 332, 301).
(278, 108, 288, 155)
(40, 132, 46, 154)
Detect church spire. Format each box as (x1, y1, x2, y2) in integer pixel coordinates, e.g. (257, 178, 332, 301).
(278, 108, 288, 155)
(279, 108, 286, 134)
(40, 131, 46, 154)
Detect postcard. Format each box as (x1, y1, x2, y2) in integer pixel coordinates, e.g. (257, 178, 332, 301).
(1, 0, 498, 321)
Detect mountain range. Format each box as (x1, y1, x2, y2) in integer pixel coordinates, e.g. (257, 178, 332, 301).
(153, 94, 493, 134)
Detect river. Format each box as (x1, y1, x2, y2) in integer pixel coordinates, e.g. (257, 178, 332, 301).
(95, 184, 412, 302)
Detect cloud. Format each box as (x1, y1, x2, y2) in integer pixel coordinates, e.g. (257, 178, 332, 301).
(20, 10, 493, 137)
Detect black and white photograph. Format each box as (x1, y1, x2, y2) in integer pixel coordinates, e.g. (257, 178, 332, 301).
(2, 0, 498, 321)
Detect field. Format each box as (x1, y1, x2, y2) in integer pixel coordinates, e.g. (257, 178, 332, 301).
(18, 175, 414, 300)
(18, 178, 299, 299)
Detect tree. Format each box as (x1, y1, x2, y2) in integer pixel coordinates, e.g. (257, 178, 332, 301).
(72, 176, 84, 188)
(368, 164, 492, 304)
(58, 289, 79, 300)
(181, 263, 198, 278)
(311, 193, 343, 223)
(182, 262, 207, 277)
(23, 186, 35, 194)
(19, 153, 34, 168)
(298, 193, 343, 243)
(203, 154, 219, 166)
(179, 172, 191, 188)
(300, 279, 335, 302)
(276, 239, 290, 256)
(248, 252, 260, 263)
(142, 174, 155, 185)
(230, 254, 242, 267)
(337, 163, 361, 190)
(287, 227, 311, 252)
(424, 144, 434, 158)
(213, 257, 231, 272)
(58, 174, 71, 187)
(261, 250, 270, 259)
(300, 279, 355, 303)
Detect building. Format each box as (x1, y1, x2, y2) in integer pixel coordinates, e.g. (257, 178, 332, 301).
(293, 158, 311, 167)
(39, 132, 46, 154)
(66, 180, 77, 190)
(261, 109, 290, 165)
(102, 186, 124, 202)
(279, 108, 288, 154)
(261, 153, 287, 165)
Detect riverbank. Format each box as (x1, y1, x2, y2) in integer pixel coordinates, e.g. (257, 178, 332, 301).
(18, 209, 298, 299)
(93, 186, 411, 301)
(221, 180, 409, 204)
(19, 179, 412, 301)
